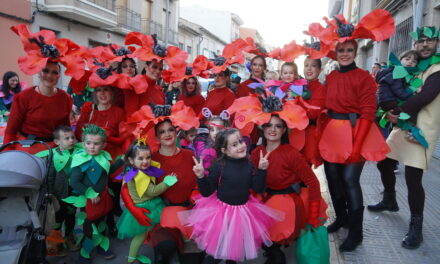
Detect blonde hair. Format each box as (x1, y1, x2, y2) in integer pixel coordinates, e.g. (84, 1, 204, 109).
(281, 62, 299, 79)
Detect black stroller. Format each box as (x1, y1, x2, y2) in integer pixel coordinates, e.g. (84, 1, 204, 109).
(0, 140, 53, 264)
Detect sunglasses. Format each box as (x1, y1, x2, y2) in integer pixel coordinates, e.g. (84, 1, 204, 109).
(415, 38, 438, 45)
(213, 73, 226, 78)
(336, 48, 355, 53)
(42, 68, 60, 75)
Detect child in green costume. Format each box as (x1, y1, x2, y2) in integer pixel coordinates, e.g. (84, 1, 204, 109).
(66, 124, 122, 264)
(36, 125, 83, 255)
(116, 139, 178, 264)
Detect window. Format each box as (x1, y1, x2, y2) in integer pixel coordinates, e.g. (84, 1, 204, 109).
(389, 17, 413, 56)
(88, 39, 107, 48)
(187, 46, 192, 55)
(179, 42, 184, 50)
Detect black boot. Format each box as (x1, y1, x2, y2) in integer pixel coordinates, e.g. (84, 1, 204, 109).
(367, 191, 399, 212)
(402, 215, 423, 249)
(263, 244, 286, 264)
(339, 207, 363, 252)
(327, 198, 349, 233)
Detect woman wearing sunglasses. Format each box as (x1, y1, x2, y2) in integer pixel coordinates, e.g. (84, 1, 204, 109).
(4, 61, 72, 153)
(178, 77, 205, 116)
(319, 40, 389, 252)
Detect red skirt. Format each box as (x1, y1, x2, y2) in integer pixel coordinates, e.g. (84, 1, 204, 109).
(319, 119, 390, 163)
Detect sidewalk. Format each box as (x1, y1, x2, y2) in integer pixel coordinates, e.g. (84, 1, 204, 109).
(328, 160, 440, 264)
(48, 160, 440, 264)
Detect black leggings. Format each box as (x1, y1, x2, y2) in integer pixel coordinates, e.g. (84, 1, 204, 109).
(377, 158, 425, 215)
(55, 200, 76, 236)
(324, 161, 364, 211)
(155, 240, 205, 264)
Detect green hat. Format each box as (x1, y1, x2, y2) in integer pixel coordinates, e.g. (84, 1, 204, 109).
(81, 124, 107, 141)
(409, 26, 439, 41)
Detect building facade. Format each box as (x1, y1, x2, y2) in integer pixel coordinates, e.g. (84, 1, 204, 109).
(178, 18, 226, 62)
(1, 0, 179, 89)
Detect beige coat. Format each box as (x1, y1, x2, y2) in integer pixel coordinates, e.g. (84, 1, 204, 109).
(386, 63, 440, 170)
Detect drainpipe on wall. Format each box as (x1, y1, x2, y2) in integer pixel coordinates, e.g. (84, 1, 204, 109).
(165, 0, 170, 46)
(413, 0, 425, 30)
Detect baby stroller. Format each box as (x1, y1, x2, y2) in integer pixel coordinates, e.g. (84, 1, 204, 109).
(0, 140, 53, 264)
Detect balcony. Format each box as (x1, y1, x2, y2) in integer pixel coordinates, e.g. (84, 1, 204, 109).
(114, 6, 141, 34)
(376, 0, 411, 14)
(42, 0, 117, 28)
(141, 19, 179, 46)
(142, 19, 163, 40)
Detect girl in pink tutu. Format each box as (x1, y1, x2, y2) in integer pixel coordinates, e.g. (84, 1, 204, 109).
(180, 128, 284, 263)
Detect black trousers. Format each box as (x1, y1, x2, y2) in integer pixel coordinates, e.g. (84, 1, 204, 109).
(324, 161, 364, 212)
(377, 158, 425, 215)
(54, 199, 76, 236)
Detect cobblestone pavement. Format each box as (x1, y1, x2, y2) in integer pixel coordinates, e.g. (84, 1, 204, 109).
(48, 160, 440, 264)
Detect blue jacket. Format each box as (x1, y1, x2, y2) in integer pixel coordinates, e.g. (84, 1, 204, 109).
(376, 67, 413, 110)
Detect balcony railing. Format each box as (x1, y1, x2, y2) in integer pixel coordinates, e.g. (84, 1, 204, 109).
(116, 6, 141, 32)
(142, 19, 164, 40)
(43, 0, 117, 27)
(389, 17, 413, 56)
(85, 0, 116, 12)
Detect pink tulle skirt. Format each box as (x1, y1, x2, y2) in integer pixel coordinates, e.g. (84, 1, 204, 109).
(178, 193, 284, 261)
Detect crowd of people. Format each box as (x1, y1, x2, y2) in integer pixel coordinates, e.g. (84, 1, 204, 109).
(1, 8, 439, 264)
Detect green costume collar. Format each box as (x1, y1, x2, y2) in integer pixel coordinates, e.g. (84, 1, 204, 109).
(36, 143, 83, 172)
(71, 150, 112, 184)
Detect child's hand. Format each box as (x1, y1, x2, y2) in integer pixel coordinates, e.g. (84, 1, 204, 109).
(164, 173, 178, 186)
(258, 151, 270, 170)
(192, 156, 205, 178)
(90, 196, 101, 205)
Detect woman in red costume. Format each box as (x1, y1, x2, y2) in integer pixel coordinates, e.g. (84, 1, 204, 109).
(236, 55, 266, 98)
(319, 40, 389, 252)
(310, 9, 394, 252)
(228, 90, 325, 264)
(204, 68, 236, 116)
(114, 57, 138, 108)
(124, 59, 165, 116)
(120, 103, 203, 264)
(75, 86, 126, 159)
(302, 57, 326, 167)
(251, 118, 323, 264)
(178, 77, 205, 116)
(4, 61, 72, 154)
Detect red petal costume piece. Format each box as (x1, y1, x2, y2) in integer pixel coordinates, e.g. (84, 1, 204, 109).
(243, 37, 269, 57)
(121, 101, 200, 151)
(268, 40, 306, 62)
(11, 24, 81, 75)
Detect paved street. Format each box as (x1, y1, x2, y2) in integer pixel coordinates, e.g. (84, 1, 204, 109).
(48, 159, 440, 264)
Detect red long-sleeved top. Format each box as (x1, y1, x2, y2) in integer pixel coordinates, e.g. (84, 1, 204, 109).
(204, 87, 236, 115)
(123, 76, 165, 116)
(325, 68, 377, 121)
(4, 87, 72, 143)
(75, 105, 125, 140)
(306, 80, 326, 120)
(178, 94, 205, 115)
(236, 79, 256, 98)
(251, 144, 321, 201)
(153, 148, 197, 204)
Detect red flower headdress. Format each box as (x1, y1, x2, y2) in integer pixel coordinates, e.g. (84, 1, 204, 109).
(243, 37, 269, 57)
(315, 9, 395, 45)
(210, 38, 248, 73)
(11, 24, 81, 75)
(162, 55, 212, 83)
(227, 89, 309, 131)
(120, 101, 200, 151)
(125, 32, 188, 66)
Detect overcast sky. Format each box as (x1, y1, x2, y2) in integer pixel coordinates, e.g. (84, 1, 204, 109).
(180, 0, 330, 48)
